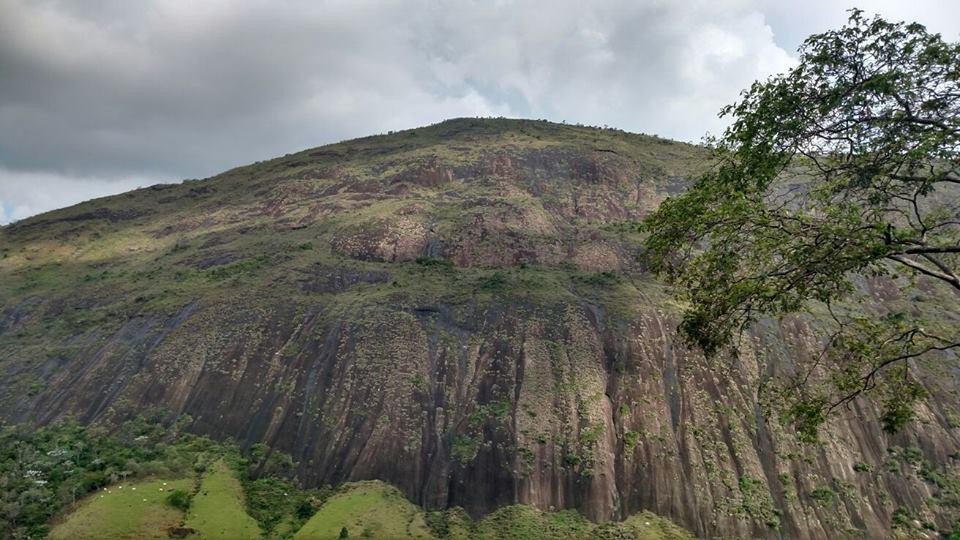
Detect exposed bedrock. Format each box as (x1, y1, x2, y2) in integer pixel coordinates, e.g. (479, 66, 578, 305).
(5, 296, 958, 539)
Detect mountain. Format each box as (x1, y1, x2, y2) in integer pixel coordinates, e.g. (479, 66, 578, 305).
(1, 118, 958, 539)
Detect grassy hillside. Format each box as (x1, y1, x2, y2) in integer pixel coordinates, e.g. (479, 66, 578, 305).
(49, 478, 192, 540)
(185, 460, 263, 539)
(294, 481, 432, 539)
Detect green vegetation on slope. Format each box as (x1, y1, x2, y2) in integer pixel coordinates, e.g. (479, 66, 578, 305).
(601, 512, 696, 540)
(48, 477, 192, 540)
(470, 505, 693, 540)
(294, 481, 432, 539)
(472, 505, 592, 539)
(0, 414, 282, 539)
(0, 411, 215, 538)
(184, 459, 262, 539)
(293, 481, 693, 540)
(238, 442, 330, 537)
(2, 418, 695, 539)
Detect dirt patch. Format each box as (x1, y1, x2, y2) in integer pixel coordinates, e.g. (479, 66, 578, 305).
(167, 526, 197, 538)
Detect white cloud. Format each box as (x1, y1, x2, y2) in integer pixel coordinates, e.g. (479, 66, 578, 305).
(759, 0, 960, 52)
(0, 0, 956, 222)
(0, 168, 145, 224)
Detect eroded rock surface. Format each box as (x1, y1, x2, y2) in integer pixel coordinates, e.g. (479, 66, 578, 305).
(1, 118, 958, 539)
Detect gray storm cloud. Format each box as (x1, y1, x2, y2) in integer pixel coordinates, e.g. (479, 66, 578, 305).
(1, 0, 957, 223)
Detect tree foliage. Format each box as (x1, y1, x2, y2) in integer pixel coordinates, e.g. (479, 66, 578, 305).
(0, 411, 209, 539)
(643, 10, 960, 441)
(165, 489, 192, 511)
(0, 413, 327, 538)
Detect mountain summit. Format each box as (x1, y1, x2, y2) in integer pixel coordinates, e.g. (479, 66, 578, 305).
(2, 118, 958, 538)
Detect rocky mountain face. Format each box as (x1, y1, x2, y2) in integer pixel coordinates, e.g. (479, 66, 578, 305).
(1, 118, 958, 539)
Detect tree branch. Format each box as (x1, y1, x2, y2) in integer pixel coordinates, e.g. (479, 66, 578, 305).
(827, 340, 960, 413)
(902, 246, 960, 255)
(886, 254, 960, 290)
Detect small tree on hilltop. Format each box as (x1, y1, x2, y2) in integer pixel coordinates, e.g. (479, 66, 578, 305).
(643, 10, 960, 441)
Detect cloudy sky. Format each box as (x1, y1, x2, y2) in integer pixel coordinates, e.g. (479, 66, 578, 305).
(1, 0, 958, 223)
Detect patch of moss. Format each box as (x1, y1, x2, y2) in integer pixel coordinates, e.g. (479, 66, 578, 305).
(623, 431, 641, 453)
(737, 474, 781, 529)
(451, 435, 480, 465)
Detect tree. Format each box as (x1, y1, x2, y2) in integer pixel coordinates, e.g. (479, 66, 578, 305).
(642, 10, 960, 441)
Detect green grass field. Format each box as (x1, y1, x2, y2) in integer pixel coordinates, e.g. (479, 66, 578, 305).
(294, 480, 433, 539)
(48, 478, 192, 540)
(184, 459, 262, 539)
(48, 459, 264, 540)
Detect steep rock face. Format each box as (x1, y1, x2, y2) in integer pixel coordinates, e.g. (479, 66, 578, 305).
(1, 119, 958, 538)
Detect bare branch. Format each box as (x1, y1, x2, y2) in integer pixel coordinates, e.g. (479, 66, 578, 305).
(886, 254, 960, 290)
